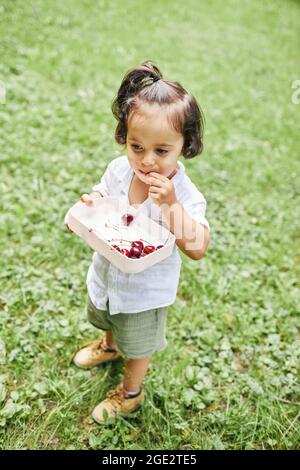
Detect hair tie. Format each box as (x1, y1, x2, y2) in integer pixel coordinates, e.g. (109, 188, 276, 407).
(140, 76, 161, 87)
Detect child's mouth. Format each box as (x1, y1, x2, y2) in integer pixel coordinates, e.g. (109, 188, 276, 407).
(137, 169, 155, 176)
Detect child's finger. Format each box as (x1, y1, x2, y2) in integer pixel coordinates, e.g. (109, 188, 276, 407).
(148, 185, 161, 193)
(80, 193, 93, 205)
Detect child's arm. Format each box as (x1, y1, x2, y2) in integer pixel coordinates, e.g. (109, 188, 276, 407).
(161, 202, 210, 260)
(147, 172, 210, 260)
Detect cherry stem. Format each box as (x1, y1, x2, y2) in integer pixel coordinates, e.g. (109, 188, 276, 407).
(109, 238, 152, 245)
(88, 229, 171, 246)
(138, 238, 154, 246)
(105, 222, 129, 230)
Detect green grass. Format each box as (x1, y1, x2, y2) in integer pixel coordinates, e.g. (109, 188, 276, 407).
(0, 0, 299, 450)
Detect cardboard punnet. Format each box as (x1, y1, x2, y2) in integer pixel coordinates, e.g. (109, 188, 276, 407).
(65, 197, 175, 273)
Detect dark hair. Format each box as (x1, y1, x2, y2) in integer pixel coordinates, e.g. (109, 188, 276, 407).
(111, 60, 205, 158)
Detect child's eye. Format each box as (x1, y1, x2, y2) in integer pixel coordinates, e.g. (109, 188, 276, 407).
(131, 145, 168, 155)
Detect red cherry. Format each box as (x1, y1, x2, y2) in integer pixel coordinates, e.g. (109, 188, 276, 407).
(143, 245, 156, 255)
(121, 213, 134, 226)
(156, 245, 164, 250)
(130, 246, 141, 258)
(120, 248, 130, 257)
(112, 244, 121, 252)
(131, 240, 144, 252)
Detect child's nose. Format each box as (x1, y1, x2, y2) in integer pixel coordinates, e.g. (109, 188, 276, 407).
(141, 152, 155, 167)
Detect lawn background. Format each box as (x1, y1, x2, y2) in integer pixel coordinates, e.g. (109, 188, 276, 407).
(0, 0, 299, 450)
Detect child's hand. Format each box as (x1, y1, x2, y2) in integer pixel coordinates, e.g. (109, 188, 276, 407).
(80, 193, 94, 206)
(80, 191, 103, 206)
(64, 191, 103, 232)
(148, 172, 178, 207)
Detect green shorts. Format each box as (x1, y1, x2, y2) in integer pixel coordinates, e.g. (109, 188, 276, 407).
(85, 293, 169, 359)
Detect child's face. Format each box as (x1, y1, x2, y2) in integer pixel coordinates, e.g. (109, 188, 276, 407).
(126, 103, 184, 184)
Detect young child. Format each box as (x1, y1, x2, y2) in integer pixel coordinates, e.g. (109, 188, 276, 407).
(65, 61, 210, 424)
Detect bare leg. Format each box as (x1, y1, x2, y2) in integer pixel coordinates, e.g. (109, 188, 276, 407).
(122, 357, 150, 392)
(105, 331, 118, 350)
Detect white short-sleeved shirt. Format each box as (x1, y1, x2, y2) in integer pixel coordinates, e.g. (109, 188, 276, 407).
(86, 155, 210, 315)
